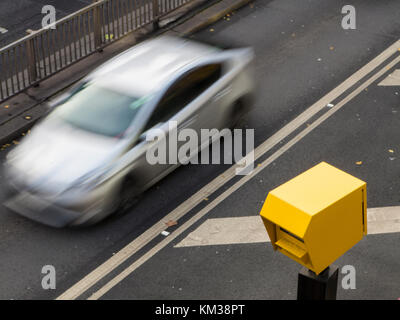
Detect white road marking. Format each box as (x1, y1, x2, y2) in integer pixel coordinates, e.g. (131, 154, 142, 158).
(86, 55, 400, 300)
(175, 207, 400, 247)
(175, 216, 270, 247)
(367, 206, 400, 234)
(0, 27, 8, 34)
(378, 69, 400, 86)
(57, 39, 400, 300)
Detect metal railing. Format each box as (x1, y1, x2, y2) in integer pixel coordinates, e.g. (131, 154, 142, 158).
(0, 0, 193, 103)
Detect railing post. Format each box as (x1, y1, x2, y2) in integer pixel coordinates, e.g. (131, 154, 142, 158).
(25, 30, 38, 84)
(93, 0, 103, 51)
(152, 0, 160, 30)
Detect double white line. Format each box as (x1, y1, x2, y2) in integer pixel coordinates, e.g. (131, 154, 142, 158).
(57, 39, 400, 300)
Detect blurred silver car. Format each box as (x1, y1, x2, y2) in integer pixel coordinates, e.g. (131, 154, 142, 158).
(4, 36, 255, 227)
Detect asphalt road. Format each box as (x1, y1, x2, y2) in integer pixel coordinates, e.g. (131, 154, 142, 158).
(0, 0, 92, 47)
(0, 0, 400, 300)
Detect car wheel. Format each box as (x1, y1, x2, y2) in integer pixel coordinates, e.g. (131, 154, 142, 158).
(229, 99, 246, 129)
(116, 177, 140, 215)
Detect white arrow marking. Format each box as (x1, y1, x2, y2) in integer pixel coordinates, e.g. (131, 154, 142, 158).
(175, 206, 400, 248)
(0, 27, 8, 34)
(378, 69, 400, 86)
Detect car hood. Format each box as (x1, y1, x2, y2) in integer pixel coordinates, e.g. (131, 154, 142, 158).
(7, 118, 123, 194)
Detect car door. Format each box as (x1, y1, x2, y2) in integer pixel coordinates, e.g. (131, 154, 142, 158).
(125, 63, 225, 191)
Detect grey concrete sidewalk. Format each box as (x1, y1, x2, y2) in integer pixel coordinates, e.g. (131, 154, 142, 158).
(0, 0, 253, 147)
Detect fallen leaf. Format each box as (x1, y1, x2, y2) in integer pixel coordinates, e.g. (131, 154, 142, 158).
(4, 105, 9, 109)
(209, 28, 214, 32)
(24, 116, 31, 120)
(165, 220, 178, 227)
(388, 149, 394, 153)
(329, 46, 334, 50)
(355, 161, 363, 165)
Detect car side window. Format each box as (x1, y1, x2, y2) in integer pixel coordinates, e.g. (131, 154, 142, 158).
(144, 64, 222, 131)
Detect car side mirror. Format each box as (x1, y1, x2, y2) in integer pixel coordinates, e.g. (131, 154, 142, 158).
(47, 93, 70, 109)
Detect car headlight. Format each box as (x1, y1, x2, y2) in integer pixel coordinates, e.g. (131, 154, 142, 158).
(64, 166, 113, 194)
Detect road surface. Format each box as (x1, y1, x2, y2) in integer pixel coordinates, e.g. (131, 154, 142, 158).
(0, 0, 399, 300)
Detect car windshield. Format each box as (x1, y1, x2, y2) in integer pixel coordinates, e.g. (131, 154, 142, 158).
(52, 83, 149, 138)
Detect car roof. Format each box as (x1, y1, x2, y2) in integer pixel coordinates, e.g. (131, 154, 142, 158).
(89, 36, 220, 96)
